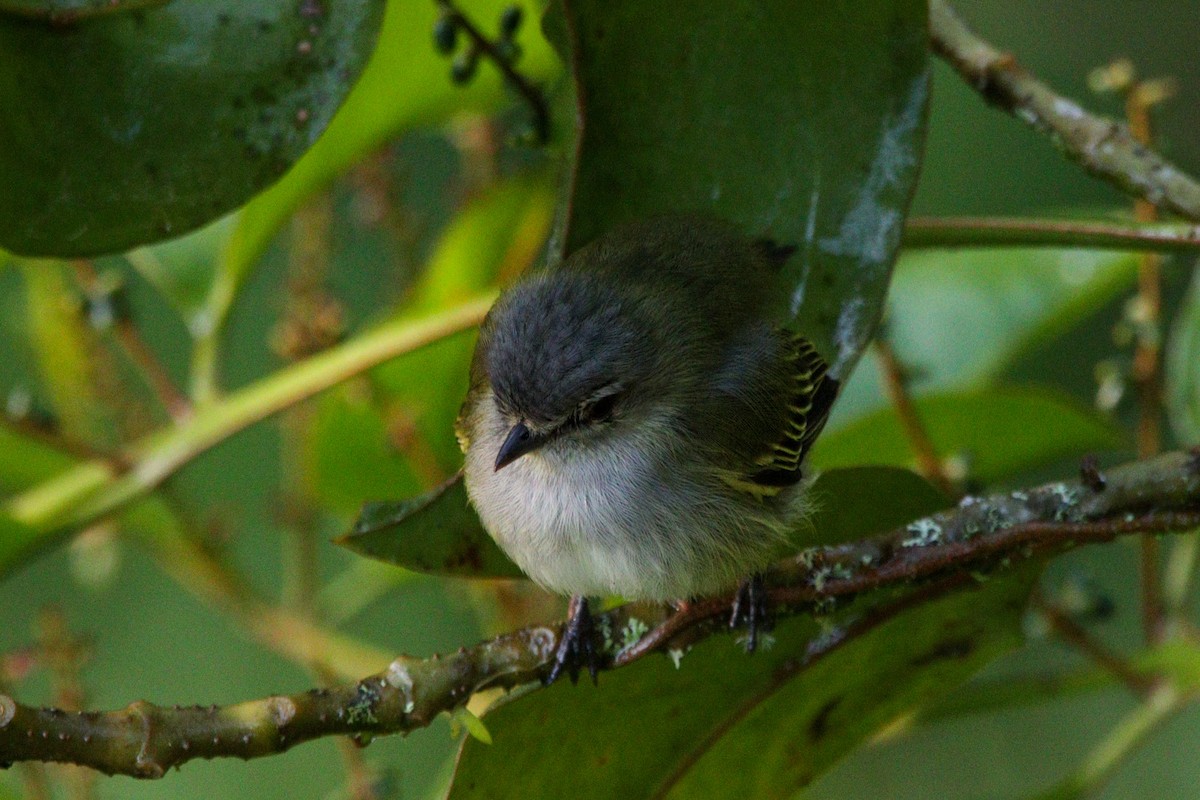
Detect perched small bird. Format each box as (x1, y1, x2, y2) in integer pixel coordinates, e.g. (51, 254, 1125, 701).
(456, 215, 838, 683)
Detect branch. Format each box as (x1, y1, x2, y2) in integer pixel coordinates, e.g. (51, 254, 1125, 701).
(903, 216, 1200, 252)
(930, 1, 1200, 222)
(3, 451, 1199, 777)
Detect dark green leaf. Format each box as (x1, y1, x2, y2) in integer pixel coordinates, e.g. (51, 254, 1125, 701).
(450, 574, 1031, 799)
(0, 0, 165, 22)
(305, 387, 425, 517)
(813, 386, 1126, 482)
(796, 466, 948, 550)
(1166, 268, 1200, 444)
(833, 248, 1138, 423)
(548, 0, 929, 377)
(336, 475, 524, 580)
(124, 216, 235, 334)
(0, 0, 386, 256)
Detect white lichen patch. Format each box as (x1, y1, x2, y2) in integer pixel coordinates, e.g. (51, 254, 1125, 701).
(1050, 483, 1082, 521)
(527, 626, 557, 661)
(619, 617, 649, 652)
(597, 616, 616, 654)
(385, 659, 416, 714)
(267, 696, 296, 726)
(667, 648, 687, 670)
(810, 565, 833, 592)
(902, 518, 943, 547)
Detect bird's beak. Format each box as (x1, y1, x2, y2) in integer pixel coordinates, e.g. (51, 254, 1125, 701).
(494, 420, 545, 471)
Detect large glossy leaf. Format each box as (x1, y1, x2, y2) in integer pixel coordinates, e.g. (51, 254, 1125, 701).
(831, 247, 1139, 426)
(547, 0, 929, 378)
(450, 574, 1031, 799)
(1166, 268, 1200, 445)
(0, 0, 387, 257)
(813, 386, 1126, 482)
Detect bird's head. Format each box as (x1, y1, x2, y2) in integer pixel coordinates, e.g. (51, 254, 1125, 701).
(474, 270, 675, 470)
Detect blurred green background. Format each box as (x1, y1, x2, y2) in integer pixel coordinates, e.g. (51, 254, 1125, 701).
(2, 1, 1199, 798)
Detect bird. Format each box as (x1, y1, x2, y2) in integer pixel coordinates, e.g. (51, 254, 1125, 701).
(454, 215, 839, 684)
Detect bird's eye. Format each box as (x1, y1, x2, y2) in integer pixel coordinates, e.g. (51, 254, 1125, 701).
(579, 392, 619, 425)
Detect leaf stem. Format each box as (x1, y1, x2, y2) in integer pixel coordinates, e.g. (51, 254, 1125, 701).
(903, 217, 1200, 252)
(1030, 589, 1156, 697)
(1036, 684, 1182, 800)
(872, 338, 957, 497)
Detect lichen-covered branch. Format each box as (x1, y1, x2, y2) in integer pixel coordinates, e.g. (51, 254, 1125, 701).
(930, 1, 1200, 222)
(3, 451, 1198, 778)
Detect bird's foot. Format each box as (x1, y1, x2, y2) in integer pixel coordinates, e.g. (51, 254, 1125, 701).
(545, 595, 604, 686)
(729, 573, 773, 653)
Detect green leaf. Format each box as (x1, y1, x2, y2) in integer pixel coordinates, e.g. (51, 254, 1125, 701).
(797, 466, 948, 550)
(548, 0, 929, 377)
(1166, 267, 1200, 444)
(208, 0, 558, 352)
(124, 216, 236, 336)
(832, 247, 1138, 424)
(813, 386, 1127, 482)
(305, 386, 425, 517)
(336, 475, 525, 580)
(449, 574, 1031, 799)
(0, 0, 387, 257)
(893, 247, 1138, 386)
(0, 0, 165, 22)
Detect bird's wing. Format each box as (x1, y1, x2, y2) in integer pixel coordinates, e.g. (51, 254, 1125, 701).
(737, 333, 839, 495)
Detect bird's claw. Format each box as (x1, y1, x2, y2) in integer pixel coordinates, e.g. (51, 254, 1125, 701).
(729, 573, 773, 653)
(545, 595, 604, 686)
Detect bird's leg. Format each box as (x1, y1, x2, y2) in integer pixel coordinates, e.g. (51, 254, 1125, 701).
(729, 573, 773, 653)
(545, 594, 604, 686)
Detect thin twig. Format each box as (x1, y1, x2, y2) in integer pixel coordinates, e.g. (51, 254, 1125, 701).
(3, 451, 1198, 777)
(1035, 684, 1183, 800)
(903, 216, 1200, 252)
(872, 338, 957, 496)
(70, 261, 192, 424)
(436, 1, 550, 144)
(1121, 77, 1169, 645)
(1030, 590, 1156, 698)
(930, 1, 1200, 222)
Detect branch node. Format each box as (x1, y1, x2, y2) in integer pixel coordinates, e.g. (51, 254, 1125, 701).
(1080, 455, 1108, 492)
